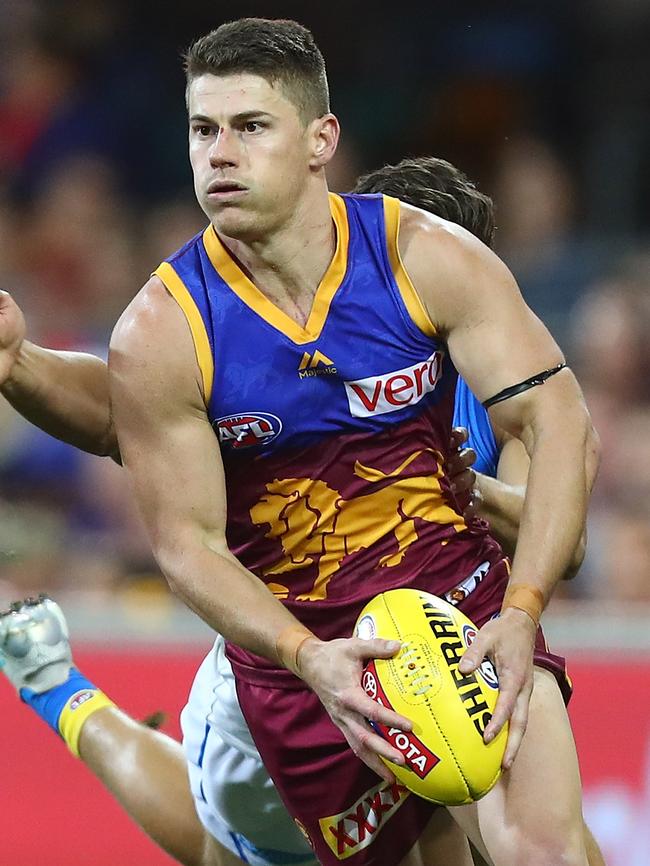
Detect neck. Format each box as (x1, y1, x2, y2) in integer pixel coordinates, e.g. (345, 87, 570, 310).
(217, 184, 336, 305)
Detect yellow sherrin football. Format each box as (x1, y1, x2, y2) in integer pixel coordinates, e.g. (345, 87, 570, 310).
(355, 588, 507, 805)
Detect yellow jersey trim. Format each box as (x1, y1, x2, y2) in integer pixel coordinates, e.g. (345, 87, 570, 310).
(154, 262, 214, 404)
(202, 193, 350, 346)
(383, 195, 437, 338)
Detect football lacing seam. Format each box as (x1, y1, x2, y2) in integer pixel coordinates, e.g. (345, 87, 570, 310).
(399, 641, 432, 695)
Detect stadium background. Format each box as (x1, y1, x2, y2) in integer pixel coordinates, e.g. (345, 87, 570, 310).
(1, 1, 649, 863)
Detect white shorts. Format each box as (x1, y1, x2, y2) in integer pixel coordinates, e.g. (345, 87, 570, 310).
(181, 638, 317, 866)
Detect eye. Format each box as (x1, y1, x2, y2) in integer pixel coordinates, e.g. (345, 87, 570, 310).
(244, 120, 264, 133)
(193, 124, 214, 137)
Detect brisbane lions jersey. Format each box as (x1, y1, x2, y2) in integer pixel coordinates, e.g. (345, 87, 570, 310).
(154, 193, 502, 660)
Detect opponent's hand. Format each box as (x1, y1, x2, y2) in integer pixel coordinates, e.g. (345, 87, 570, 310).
(447, 427, 478, 518)
(0, 290, 26, 385)
(458, 607, 536, 770)
(297, 636, 412, 783)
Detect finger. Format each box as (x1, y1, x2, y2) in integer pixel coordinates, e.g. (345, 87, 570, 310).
(501, 685, 531, 769)
(502, 694, 528, 770)
(351, 742, 396, 784)
(450, 427, 469, 449)
(348, 716, 405, 770)
(353, 638, 401, 658)
(451, 469, 476, 495)
(458, 633, 491, 675)
(483, 672, 522, 743)
(463, 499, 478, 520)
(446, 449, 477, 476)
(346, 686, 413, 732)
(458, 447, 477, 469)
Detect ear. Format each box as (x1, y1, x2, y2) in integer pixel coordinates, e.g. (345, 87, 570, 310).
(308, 114, 340, 169)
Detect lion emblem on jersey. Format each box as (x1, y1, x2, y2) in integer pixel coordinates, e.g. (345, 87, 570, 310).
(250, 449, 465, 601)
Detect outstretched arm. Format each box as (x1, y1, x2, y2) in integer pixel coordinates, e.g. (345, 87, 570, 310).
(0, 290, 118, 459)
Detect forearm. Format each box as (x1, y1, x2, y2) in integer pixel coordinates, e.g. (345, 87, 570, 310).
(473, 473, 524, 556)
(475, 472, 586, 578)
(1, 341, 118, 458)
(507, 416, 592, 608)
(159, 534, 315, 672)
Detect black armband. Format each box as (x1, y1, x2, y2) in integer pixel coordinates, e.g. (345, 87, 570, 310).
(482, 363, 567, 409)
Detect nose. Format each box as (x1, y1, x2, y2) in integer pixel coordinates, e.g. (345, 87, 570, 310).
(209, 127, 238, 168)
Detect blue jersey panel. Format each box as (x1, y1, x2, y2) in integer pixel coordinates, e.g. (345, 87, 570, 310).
(163, 193, 455, 454)
(452, 378, 499, 477)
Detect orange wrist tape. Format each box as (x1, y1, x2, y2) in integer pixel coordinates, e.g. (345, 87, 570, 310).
(275, 625, 317, 676)
(501, 584, 545, 626)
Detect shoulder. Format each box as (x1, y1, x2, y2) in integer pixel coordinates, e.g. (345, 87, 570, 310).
(109, 276, 204, 404)
(396, 202, 521, 333)
(398, 202, 504, 277)
(112, 276, 190, 350)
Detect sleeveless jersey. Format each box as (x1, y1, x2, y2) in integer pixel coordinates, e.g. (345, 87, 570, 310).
(453, 378, 499, 477)
(154, 193, 501, 660)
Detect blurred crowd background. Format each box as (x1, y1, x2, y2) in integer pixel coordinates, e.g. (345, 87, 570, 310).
(1, 0, 650, 609)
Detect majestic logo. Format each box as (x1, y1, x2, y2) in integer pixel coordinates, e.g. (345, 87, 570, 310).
(216, 413, 282, 449)
(462, 624, 499, 690)
(444, 561, 491, 605)
(298, 349, 337, 379)
(363, 661, 440, 778)
(250, 449, 465, 601)
(344, 351, 443, 418)
(319, 780, 409, 859)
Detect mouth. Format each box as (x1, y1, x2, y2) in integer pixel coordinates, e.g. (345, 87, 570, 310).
(206, 180, 248, 201)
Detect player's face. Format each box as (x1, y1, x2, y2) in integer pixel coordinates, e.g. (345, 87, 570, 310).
(188, 73, 321, 240)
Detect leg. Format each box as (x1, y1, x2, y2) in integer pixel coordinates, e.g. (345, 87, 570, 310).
(79, 706, 214, 866)
(584, 824, 607, 866)
(399, 808, 475, 866)
(2, 597, 294, 866)
(450, 667, 590, 866)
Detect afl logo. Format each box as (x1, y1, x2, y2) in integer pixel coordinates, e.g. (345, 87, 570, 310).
(462, 625, 499, 690)
(70, 690, 94, 711)
(216, 412, 282, 450)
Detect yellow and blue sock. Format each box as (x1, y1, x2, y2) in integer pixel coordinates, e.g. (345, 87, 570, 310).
(21, 668, 115, 757)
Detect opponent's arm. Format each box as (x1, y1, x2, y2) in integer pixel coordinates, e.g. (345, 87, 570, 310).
(446, 428, 527, 554)
(109, 277, 412, 781)
(0, 290, 118, 459)
(400, 207, 598, 765)
(474, 432, 599, 577)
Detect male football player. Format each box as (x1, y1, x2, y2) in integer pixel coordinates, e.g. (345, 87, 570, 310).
(2, 17, 598, 864)
(103, 19, 597, 866)
(1, 103, 596, 864)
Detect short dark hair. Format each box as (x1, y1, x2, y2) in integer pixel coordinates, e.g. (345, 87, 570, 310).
(184, 18, 330, 123)
(353, 157, 495, 248)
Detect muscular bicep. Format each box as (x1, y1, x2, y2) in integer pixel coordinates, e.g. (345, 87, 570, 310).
(398, 206, 567, 437)
(108, 277, 227, 559)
